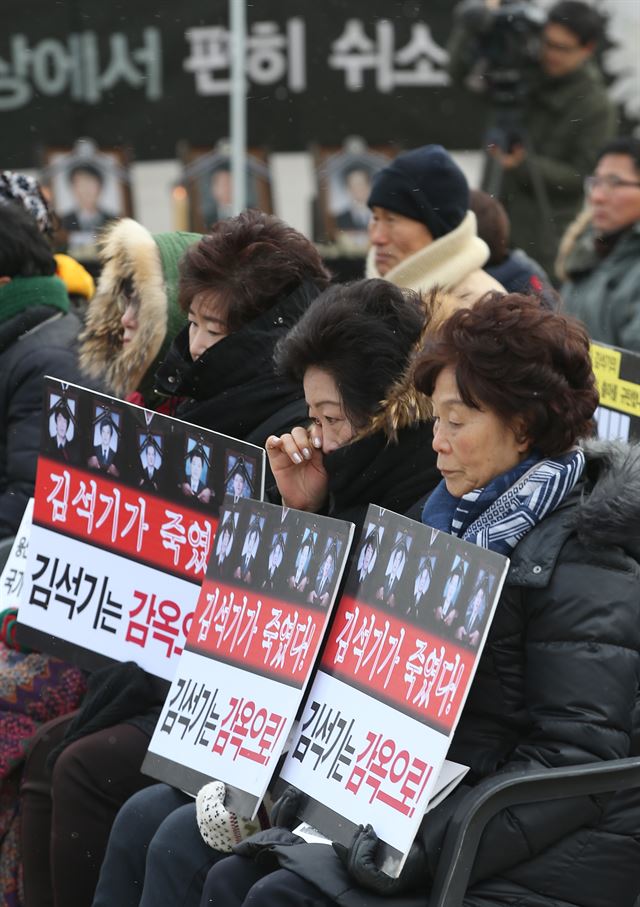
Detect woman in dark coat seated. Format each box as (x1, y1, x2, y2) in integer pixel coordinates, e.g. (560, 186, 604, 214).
(203, 292, 640, 907)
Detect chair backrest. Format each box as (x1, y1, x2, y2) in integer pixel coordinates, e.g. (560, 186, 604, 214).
(429, 757, 640, 907)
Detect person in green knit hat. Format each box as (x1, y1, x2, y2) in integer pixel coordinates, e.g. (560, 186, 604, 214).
(78, 217, 201, 410)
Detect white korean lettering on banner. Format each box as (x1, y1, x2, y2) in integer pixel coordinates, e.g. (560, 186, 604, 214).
(328, 19, 449, 92)
(184, 18, 306, 95)
(0, 29, 162, 111)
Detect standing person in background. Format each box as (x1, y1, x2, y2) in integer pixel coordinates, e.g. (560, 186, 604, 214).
(365, 144, 504, 307)
(78, 218, 201, 410)
(559, 137, 640, 351)
(448, 0, 616, 276)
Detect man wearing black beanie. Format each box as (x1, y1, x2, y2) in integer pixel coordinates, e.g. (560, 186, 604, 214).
(366, 144, 504, 304)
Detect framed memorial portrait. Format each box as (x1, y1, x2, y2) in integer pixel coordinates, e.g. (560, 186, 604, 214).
(176, 139, 273, 232)
(41, 137, 132, 258)
(312, 137, 395, 251)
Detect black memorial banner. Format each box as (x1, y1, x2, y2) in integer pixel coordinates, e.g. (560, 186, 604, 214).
(2, 0, 487, 166)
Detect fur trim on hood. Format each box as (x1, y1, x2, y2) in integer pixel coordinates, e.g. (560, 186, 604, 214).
(574, 440, 640, 558)
(78, 218, 200, 400)
(362, 288, 459, 442)
(555, 207, 592, 282)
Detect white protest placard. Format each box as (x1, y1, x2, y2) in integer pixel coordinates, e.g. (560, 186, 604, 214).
(279, 504, 508, 874)
(16, 378, 265, 680)
(143, 497, 354, 817)
(0, 497, 34, 611)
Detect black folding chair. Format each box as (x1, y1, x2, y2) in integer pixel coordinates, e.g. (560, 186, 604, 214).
(428, 757, 640, 907)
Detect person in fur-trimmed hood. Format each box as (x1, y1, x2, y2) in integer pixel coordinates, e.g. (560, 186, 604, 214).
(365, 145, 504, 306)
(204, 293, 640, 907)
(78, 217, 201, 409)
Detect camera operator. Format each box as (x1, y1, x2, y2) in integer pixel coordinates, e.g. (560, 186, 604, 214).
(448, 0, 616, 277)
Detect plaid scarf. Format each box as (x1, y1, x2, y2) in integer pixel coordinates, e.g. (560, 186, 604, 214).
(421, 448, 585, 556)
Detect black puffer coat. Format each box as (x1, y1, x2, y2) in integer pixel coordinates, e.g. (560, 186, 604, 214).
(154, 281, 321, 446)
(265, 442, 640, 907)
(0, 306, 84, 538)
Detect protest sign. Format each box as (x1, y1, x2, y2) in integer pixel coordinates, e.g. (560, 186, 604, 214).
(16, 378, 265, 680)
(591, 342, 640, 443)
(279, 504, 508, 874)
(0, 498, 34, 611)
(142, 496, 354, 817)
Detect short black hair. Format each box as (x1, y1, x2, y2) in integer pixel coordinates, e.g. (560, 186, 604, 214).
(99, 418, 112, 434)
(68, 162, 104, 185)
(274, 278, 424, 429)
(547, 1, 605, 45)
(0, 203, 56, 277)
(596, 137, 640, 174)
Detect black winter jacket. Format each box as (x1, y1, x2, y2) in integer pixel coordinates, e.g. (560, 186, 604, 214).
(260, 442, 640, 907)
(0, 306, 84, 538)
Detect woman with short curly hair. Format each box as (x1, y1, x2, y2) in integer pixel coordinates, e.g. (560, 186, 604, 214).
(207, 292, 640, 907)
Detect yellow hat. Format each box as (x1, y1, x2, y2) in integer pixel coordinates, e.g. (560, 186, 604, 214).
(54, 253, 96, 300)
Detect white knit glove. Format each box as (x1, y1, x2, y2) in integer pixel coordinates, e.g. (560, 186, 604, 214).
(195, 780, 270, 853)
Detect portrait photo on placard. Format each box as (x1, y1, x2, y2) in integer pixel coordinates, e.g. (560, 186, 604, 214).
(46, 387, 79, 465)
(212, 508, 240, 580)
(87, 404, 121, 478)
(453, 568, 498, 648)
(434, 553, 469, 629)
(306, 533, 345, 608)
(224, 451, 256, 503)
(374, 529, 413, 610)
(233, 513, 265, 586)
(351, 522, 385, 601)
(137, 432, 164, 493)
(287, 526, 318, 596)
(181, 437, 213, 506)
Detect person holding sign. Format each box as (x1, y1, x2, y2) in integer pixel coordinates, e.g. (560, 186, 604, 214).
(204, 293, 640, 907)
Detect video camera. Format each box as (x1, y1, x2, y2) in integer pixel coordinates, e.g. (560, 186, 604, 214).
(456, 0, 545, 107)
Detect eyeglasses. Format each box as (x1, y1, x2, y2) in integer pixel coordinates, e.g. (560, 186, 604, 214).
(541, 36, 582, 54)
(585, 174, 640, 194)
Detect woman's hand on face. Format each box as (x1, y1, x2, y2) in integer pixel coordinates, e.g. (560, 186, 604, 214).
(266, 425, 328, 513)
